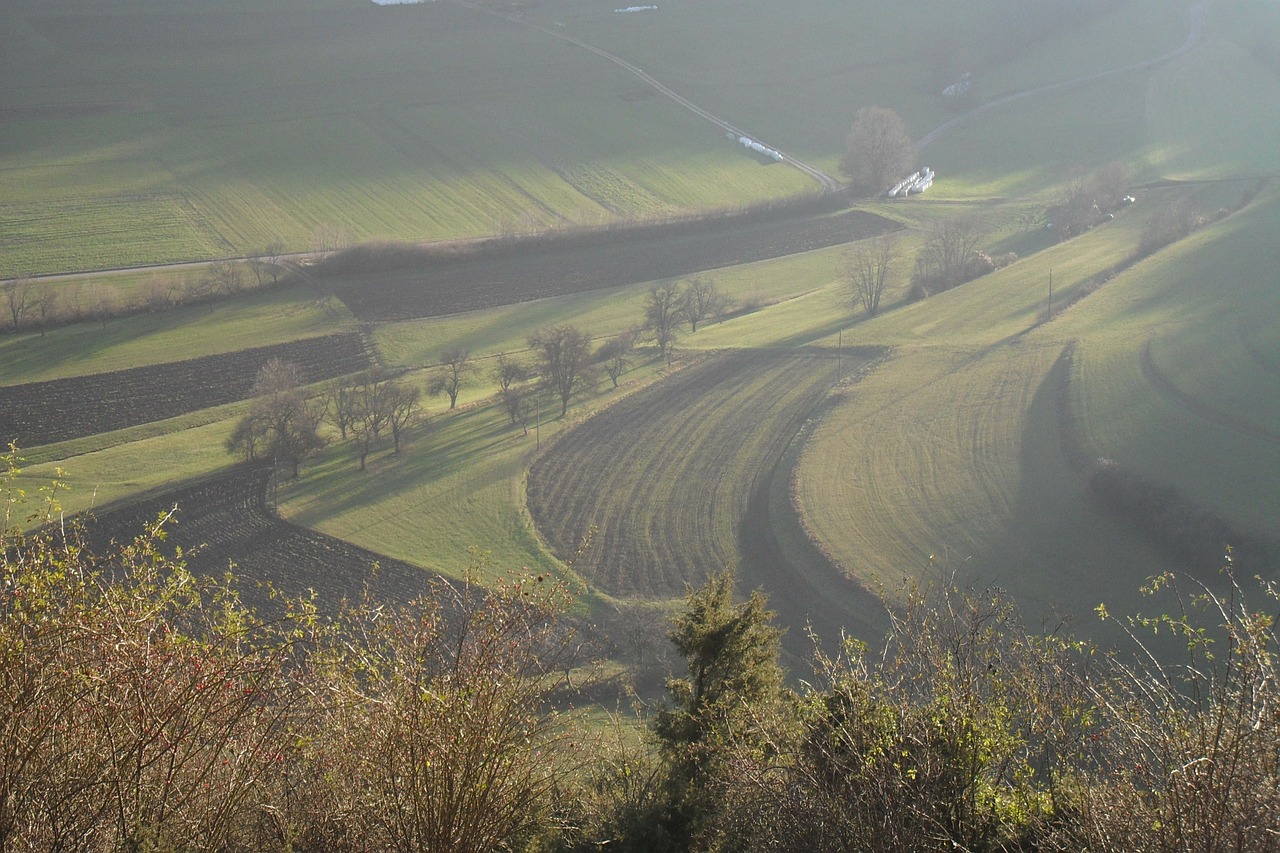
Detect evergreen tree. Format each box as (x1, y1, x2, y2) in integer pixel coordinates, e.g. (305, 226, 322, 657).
(650, 569, 786, 849)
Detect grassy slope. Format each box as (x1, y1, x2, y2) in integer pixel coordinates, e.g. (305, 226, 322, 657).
(0, 0, 811, 276)
(795, 11, 1280, 624)
(5, 0, 1277, 643)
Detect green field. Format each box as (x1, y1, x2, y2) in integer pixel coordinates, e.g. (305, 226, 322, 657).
(4, 0, 1279, 655)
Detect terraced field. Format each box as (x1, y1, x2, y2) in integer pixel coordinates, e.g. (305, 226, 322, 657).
(526, 348, 885, 644)
(0, 333, 373, 448)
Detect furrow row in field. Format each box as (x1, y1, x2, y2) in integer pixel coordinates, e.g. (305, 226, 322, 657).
(526, 351, 848, 600)
(795, 344, 1063, 595)
(0, 333, 373, 448)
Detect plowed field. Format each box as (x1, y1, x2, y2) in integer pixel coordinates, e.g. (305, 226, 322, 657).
(0, 333, 374, 448)
(332, 209, 897, 321)
(78, 466, 433, 607)
(526, 349, 885, 644)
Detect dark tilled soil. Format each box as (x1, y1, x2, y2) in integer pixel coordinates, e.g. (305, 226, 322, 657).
(331, 209, 898, 321)
(75, 465, 434, 608)
(0, 333, 374, 448)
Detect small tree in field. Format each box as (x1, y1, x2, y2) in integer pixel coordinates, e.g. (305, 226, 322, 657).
(428, 348, 473, 410)
(643, 281, 684, 360)
(840, 106, 917, 197)
(528, 324, 594, 418)
(683, 277, 726, 333)
(227, 359, 324, 477)
(2, 277, 33, 332)
(597, 332, 634, 389)
(847, 233, 898, 317)
(494, 352, 531, 428)
(385, 378, 421, 454)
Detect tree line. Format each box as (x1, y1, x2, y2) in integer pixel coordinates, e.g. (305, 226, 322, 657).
(225, 276, 737, 478)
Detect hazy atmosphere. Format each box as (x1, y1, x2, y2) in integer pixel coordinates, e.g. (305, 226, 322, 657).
(3, 0, 1279, 848)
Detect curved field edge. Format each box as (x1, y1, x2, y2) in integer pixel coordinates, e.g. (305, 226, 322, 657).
(525, 349, 883, 644)
(74, 466, 437, 607)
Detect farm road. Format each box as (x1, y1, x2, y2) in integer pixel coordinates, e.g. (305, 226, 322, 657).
(917, 0, 1214, 150)
(527, 349, 887, 654)
(447, 0, 842, 192)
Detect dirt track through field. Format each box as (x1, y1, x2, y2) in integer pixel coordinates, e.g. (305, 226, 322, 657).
(448, 0, 841, 192)
(527, 349, 885, 652)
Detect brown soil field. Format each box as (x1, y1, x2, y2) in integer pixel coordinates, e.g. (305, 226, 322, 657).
(77, 465, 435, 607)
(0, 333, 374, 448)
(329, 209, 898, 321)
(526, 349, 887, 652)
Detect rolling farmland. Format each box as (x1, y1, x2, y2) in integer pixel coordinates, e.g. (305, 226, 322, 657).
(2, 0, 1277, 674)
(526, 349, 885, 644)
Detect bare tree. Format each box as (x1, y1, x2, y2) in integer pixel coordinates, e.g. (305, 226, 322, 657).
(428, 348, 473, 410)
(911, 215, 988, 298)
(494, 353, 530, 427)
(683, 276, 726, 332)
(34, 284, 56, 337)
(349, 371, 393, 471)
(528, 324, 594, 418)
(228, 359, 324, 477)
(386, 379, 421, 454)
(2, 277, 33, 332)
(840, 106, 917, 197)
(847, 233, 899, 317)
(248, 241, 287, 287)
(1047, 161, 1131, 239)
(596, 332, 634, 389)
(85, 283, 119, 328)
(643, 281, 684, 359)
(326, 375, 361, 441)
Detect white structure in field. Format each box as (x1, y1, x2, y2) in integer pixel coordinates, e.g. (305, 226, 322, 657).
(887, 167, 934, 197)
(615, 5, 658, 12)
(738, 136, 784, 162)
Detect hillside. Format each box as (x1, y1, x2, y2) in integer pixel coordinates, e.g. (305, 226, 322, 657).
(0, 0, 1276, 658)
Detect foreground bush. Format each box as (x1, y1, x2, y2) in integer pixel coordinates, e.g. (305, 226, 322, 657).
(1, 449, 585, 852)
(6, 447, 1279, 851)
